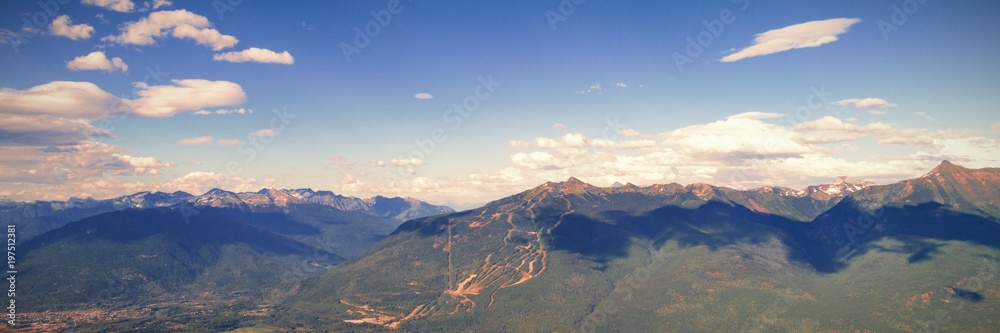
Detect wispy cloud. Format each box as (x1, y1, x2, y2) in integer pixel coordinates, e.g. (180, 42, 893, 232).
(834, 98, 897, 108)
(414, 92, 433, 99)
(149, 0, 171, 10)
(722, 18, 861, 62)
(194, 108, 252, 115)
(552, 123, 566, 130)
(369, 158, 425, 167)
(177, 136, 214, 145)
(575, 84, 605, 95)
(215, 139, 241, 146)
(726, 111, 783, 120)
(177, 136, 240, 146)
(250, 129, 277, 137)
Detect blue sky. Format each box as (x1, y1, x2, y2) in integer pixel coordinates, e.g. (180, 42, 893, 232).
(1, 0, 998, 208)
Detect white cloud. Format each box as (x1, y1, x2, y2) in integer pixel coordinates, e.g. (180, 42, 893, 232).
(726, 111, 783, 120)
(552, 123, 566, 130)
(869, 110, 888, 115)
(178, 136, 214, 145)
(0, 81, 120, 120)
(0, 114, 109, 146)
(82, 0, 135, 12)
(170, 24, 239, 51)
(0, 78, 253, 202)
(575, 84, 605, 95)
(193, 108, 252, 115)
(795, 116, 891, 132)
(1, 79, 241, 136)
(213, 47, 293, 64)
(217, 108, 250, 115)
(620, 128, 643, 138)
(250, 129, 277, 137)
(665, 118, 815, 157)
(916, 112, 934, 121)
(615, 82, 628, 88)
(114, 154, 172, 174)
(833, 98, 897, 108)
(49, 15, 94, 40)
(531, 133, 657, 150)
(877, 128, 985, 147)
(722, 18, 861, 62)
(876, 128, 935, 146)
(367, 158, 425, 168)
(0, 141, 172, 184)
(508, 140, 531, 148)
(102, 10, 238, 50)
(67, 51, 128, 73)
(536, 133, 588, 148)
(390, 158, 425, 166)
(413, 92, 433, 99)
(0, 77, 243, 194)
(589, 138, 659, 149)
(511, 151, 567, 170)
(795, 116, 892, 144)
(175, 136, 240, 147)
(128, 79, 246, 117)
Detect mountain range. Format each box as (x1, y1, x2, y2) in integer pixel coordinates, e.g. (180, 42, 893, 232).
(10, 189, 453, 331)
(13, 161, 1000, 332)
(280, 161, 1000, 332)
(1, 188, 454, 243)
